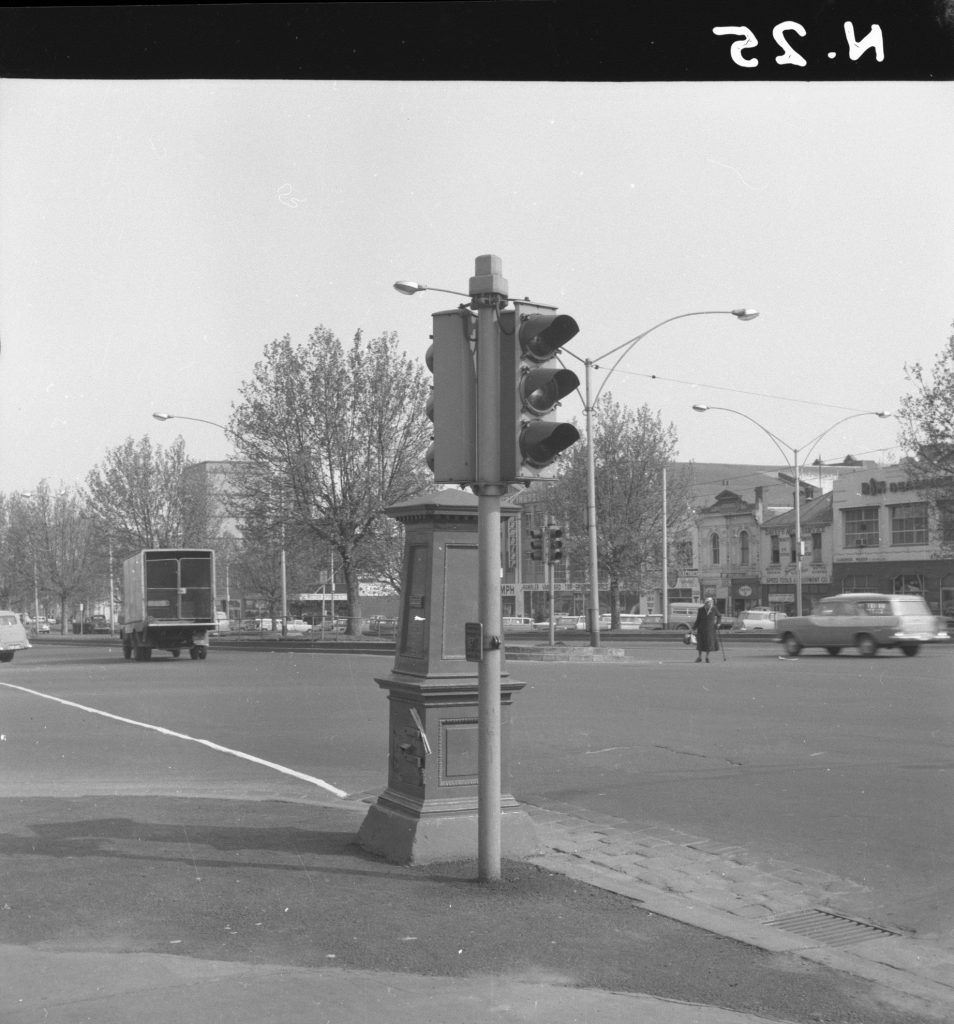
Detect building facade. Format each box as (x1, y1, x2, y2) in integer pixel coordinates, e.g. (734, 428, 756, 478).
(830, 464, 954, 616)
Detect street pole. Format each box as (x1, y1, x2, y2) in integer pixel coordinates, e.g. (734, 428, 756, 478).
(793, 448, 803, 617)
(108, 537, 116, 634)
(471, 254, 508, 883)
(661, 466, 668, 626)
(547, 520, 556, 647)
(584, 359, 601, 646)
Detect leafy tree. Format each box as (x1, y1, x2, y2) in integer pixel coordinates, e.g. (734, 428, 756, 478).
(547, 396, 689, 625)
(897, 327, 954, 550)
(84, 435, 206, 555)
(228, 327, 430, 632)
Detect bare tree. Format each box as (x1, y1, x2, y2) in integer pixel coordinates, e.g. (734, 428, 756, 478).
(228, 327, 430, 632)
(547, 396, 688, 625)
(5, 484, 98, 631)
(84, 435, 205, 554)
(897, 326, 954, 551)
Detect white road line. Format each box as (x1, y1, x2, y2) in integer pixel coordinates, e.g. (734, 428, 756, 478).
(0, 681, 349, 799)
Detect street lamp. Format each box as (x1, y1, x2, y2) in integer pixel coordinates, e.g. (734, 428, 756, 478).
(392, 281, 472, 299)
(151, 411, 288, 637)
(692, 405, 891, 616)
(564, 309, 760, 648)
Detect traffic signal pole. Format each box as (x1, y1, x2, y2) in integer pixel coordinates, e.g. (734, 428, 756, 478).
(470, 254, 508, 883)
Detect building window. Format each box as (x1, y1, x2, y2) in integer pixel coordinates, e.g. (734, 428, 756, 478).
(843, 507, 879, 548)
(789, 532, 797, 564)
(811, 532, 823, 563)
(890, 502, 928, 546)
(940, 500, 954, 544)
(739, 530, 749, 566)
(710, 533, 720, 565)
(771, 535, 780, 564)
(842, 573, 873, 593)
(892, 573, 924, 595)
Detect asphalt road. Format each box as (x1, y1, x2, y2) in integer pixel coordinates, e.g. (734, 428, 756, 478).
(4, 637, 952, 951)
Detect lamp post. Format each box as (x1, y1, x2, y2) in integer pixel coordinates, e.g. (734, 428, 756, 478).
(152, 411, 288, 637)
(692, 405, 891, 616)
(565, 309, 759, 648)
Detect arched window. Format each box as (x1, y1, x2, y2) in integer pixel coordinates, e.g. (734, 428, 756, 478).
(739, 530, 750, 566)
(710, 533, 720, 565)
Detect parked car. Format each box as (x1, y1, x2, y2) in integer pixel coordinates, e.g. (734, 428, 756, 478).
(213, 611, 231, 634)
(85, 614, 111, 634)
(639, 614, 665, 630)
(0, 610, 32, 662)
(36, 617, 51, 633)
(286, 619, 312, 634)
(777, 593, 942, 657)
(502, 616, 534, 631)
(733, 608, 787, 632)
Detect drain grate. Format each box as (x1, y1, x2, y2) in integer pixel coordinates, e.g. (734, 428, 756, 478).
(768, 908, 900, 947)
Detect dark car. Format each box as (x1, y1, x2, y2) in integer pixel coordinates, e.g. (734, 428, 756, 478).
(85, 614, 111, 634)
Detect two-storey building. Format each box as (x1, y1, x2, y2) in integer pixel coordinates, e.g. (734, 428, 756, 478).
(830, 464, 954, 615)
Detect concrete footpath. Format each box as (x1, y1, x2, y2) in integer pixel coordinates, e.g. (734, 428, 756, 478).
(1, 792, 952, 1024)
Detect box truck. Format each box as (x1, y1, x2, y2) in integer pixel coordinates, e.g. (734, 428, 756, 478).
(120, 549, 215, 661)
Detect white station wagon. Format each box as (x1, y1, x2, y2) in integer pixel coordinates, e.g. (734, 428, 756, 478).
(777, 593, 941, 657)
(0, 611, 32, 663)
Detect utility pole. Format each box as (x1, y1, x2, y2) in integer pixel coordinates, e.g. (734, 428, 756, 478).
(470, 254, 508, 882)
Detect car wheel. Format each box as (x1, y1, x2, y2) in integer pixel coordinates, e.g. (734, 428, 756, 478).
(856, 634, 877, 657)
(781, 634, 802, 656)
(172, 649, 181, 658)
(0, 651, 14, 663)
(825, 647, 841, 656)
(900, 643, 920, 657)
(189, 647, 200, 660)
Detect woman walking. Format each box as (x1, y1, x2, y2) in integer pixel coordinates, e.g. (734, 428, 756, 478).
(693, 597, 721, 663)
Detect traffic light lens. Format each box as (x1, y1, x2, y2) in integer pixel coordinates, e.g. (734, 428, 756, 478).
(520, 367, 580, 414)
(518, 313, 580, 363)
(519, 421, 581, 467)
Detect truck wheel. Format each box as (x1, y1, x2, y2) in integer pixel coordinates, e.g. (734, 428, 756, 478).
(197, 647, 208, 660)
(122, 639, 132, 660)
(189, 647, 200, 660)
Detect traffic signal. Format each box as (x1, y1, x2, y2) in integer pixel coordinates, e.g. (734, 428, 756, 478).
(425, 307, 477, 483)
(548, 526, 564, 562)
(499, 300, 582, 482)
(529, 528, 546, 561)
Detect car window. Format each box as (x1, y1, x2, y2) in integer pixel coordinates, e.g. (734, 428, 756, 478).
(858, 600, 891, 616)
(818, 603, 839, 617)
(0, 614, 16, 626)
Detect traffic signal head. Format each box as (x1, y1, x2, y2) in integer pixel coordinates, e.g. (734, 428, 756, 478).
(548, 526, 564, 562)
(500, 300, 582, 482)
(425, 308, 478, 483)
(529, 528, 546, 561)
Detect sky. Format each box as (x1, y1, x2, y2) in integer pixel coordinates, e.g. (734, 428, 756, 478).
(2, 76, 952, 496)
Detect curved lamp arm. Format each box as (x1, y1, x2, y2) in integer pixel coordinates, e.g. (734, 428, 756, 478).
(152, 412, 228, 431)
(591, 309, 758, 409)
(799, 410, 891, 466)
(692, 404, 794, 467)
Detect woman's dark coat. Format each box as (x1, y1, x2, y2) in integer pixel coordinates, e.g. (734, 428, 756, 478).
(693, 603, 721, 653)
